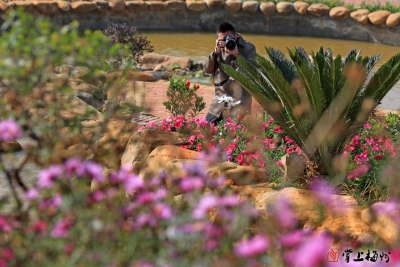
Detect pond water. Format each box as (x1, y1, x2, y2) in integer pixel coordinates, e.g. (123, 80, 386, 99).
(142, 31, 400, 111)
(1, 33, 399, 199)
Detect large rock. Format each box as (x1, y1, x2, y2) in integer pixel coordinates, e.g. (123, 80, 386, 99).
(329, 6, 350, 20)
(70, 2, 97, 13)
(276, 2, 293, 16)
(350, 9, 370, 25)
(224, 0, 241, 13)
(206, 0, 223, 9)
(166, 0, 186, 11)
(146, 1, 167, 11)
(260, 2, 275, 17)
(33, 0, 58, 15)
(368, 10, 391, 25)
(0, 1, 8, 13)
(126, 71, 157, 82)
(0, 141, 23, 153)
(186, 0, 206, 12)
(125, 1, 148, 12)
(140, 53, 191, 71)
(109, 0, 125, 12)
(59, 96, 104, 122)
(361, 202, 400, 244)
(293, 1, 308, 15)
(7, 1, 35, 12)
(69, 81, 99, 95)
(56, 1, 70, 12)
(95, 1, 109, 12)
(307, 3, 330, 17)
(280, 152, 306, 183)
(242, 1, 258, 14)
(386, 12, 400, 27)
(121, 129, 189, 174)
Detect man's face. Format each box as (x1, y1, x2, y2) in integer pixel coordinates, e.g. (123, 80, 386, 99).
(217, 31, 235, 42)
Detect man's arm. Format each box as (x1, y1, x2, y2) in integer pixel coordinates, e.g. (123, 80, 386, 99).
(242, 45, 256, 61)
(204, 52, 217, 74)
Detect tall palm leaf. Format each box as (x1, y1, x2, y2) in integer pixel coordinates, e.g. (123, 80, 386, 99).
(223, 47, 400, 176)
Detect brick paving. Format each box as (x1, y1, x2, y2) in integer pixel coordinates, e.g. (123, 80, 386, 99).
(138, 80, 265, 120)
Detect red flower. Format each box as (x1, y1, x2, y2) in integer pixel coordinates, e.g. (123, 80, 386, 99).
(195, 84, 200, 90)
(197, 142, 202, 151)
(237, 154, 244, 164)
(185, 81, 191, 87)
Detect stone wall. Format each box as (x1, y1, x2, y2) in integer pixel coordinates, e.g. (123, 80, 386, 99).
(1, 1, 400, 45)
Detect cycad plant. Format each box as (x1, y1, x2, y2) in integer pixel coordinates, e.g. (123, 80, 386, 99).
(223, 47, 400, 178)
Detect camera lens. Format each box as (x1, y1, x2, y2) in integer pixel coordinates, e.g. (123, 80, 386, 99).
(225, 36, 236, 50)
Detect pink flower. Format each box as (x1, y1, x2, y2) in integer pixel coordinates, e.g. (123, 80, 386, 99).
(0, 119, 22, 142)
(152, 203, 173, 219)
(192, 194, 218, 219)
(25, 188, 39, 200)
(234, 235, 269, 258)
(124, 174, 145, 192)
(363, 123, 371, 129)
(136, 192, 156, 204)
(273, 126, 284, 133)
(280, 230, 305, 248)
(179, 177, 204, 192)
(51, 219, 73, 238)
(0, 217, 11, 233)
(276, 160, 283, 168)
(220, 195, 240, 207)
(347, 163, 370, 179)
(65, 158, 85, 178)
(188, 135, 196, 144)
(90, 190, 105, 202)
(31, 221, 47, 233)
(273, 196, 298, 229)
(236, 153, 244, 164)
(37, 164, 63, 189)
(284, 233, 332, 267)
(85, 161, 105, 182)
(1, 248, 14, 261)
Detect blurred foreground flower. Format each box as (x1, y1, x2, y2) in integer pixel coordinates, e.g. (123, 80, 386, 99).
(0, 119, 22, 142)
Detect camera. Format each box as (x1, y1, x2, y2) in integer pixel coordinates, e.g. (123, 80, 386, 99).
(224, 36, 236, 50)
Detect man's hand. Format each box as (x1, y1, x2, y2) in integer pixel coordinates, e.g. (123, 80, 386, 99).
(225, 45, 239, 57)
(214, 38, 224, 54)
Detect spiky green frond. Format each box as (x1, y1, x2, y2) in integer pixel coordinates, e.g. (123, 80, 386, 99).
(342, 49, 358, 68)
(265, 47, 298, 84)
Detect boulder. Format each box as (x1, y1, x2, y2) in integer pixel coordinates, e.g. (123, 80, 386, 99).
(146, 1, 167, 11)
(59, 96, 104, 122)
(280, 152, 306, 183)
(0, 1, 8, 13)
(350, 9, 369, 25)
(121, 129, 189, 173)
(242, 1, 258, 14)
(186, 0, 206, 12)
(260, 2, 276, 17)
(166, 0, 186, 11)
(33, 0, 58, 15)
(316, 209, 372, 242)
(95, 1, 109, 12)
(224, 0, 241, 13)
(73, 91, 94, 106)
(307, 3, 330, 17)
(126, 71, 157, 82)
(109, 0, 126, 12)
(386, 12, 400, 27)
(125, 1, 148, 12)
(70, 1, 97, 13)
(69, 81, 99, 95)
(329, 6, 350, 20)
(293, 1, 308, 15)
(361, 202, 400, 244)
(7, 1, 35, 12)
(56, 1, 70, 12)
(206, 0, 223, 10)
(276, 1, 293, 16)
(140, 53, 191, 71)
(368, 10, 391, 25)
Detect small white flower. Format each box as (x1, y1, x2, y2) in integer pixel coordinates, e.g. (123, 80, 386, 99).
(217, 95, 235, 103)
(232, 100, 241, 107)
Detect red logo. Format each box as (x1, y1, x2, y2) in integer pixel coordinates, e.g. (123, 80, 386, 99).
(326, 249, 340, 262)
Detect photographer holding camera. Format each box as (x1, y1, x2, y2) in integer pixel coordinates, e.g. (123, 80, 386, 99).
(204, 22, 256, 123)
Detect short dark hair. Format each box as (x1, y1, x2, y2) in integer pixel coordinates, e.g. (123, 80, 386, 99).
(217, 22, 235, 34)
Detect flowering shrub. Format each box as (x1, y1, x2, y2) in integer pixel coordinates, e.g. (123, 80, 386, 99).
(163, 78, 206, 118)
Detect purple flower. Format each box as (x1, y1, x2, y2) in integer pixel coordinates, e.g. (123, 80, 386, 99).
(65, 158, 85, 178)
(50, 194, 63, 208)
(51, 219, 73, 238)
(25, 188, 39, 201)
(37, 164, 64, 189)
(273, 196, 298, 229)
(0, 119, 22, 142)
(310, 179, 335, 206)
(179, 177, 204, 192)
(234, 235, 269, 258)
(152, 203, 173, 219)
(284, 233, 332, 267)
(192, 194, 218, 219)
(85, 161, 105, 182)
(280, 230, 305, 248)
(124, 174, 145, 193)
(136, 192, 155, 204)
(0, 216, 12, 232)
(220, 195, 240, 207)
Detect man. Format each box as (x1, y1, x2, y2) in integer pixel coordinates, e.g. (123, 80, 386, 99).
(204, 22, 256, 123)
